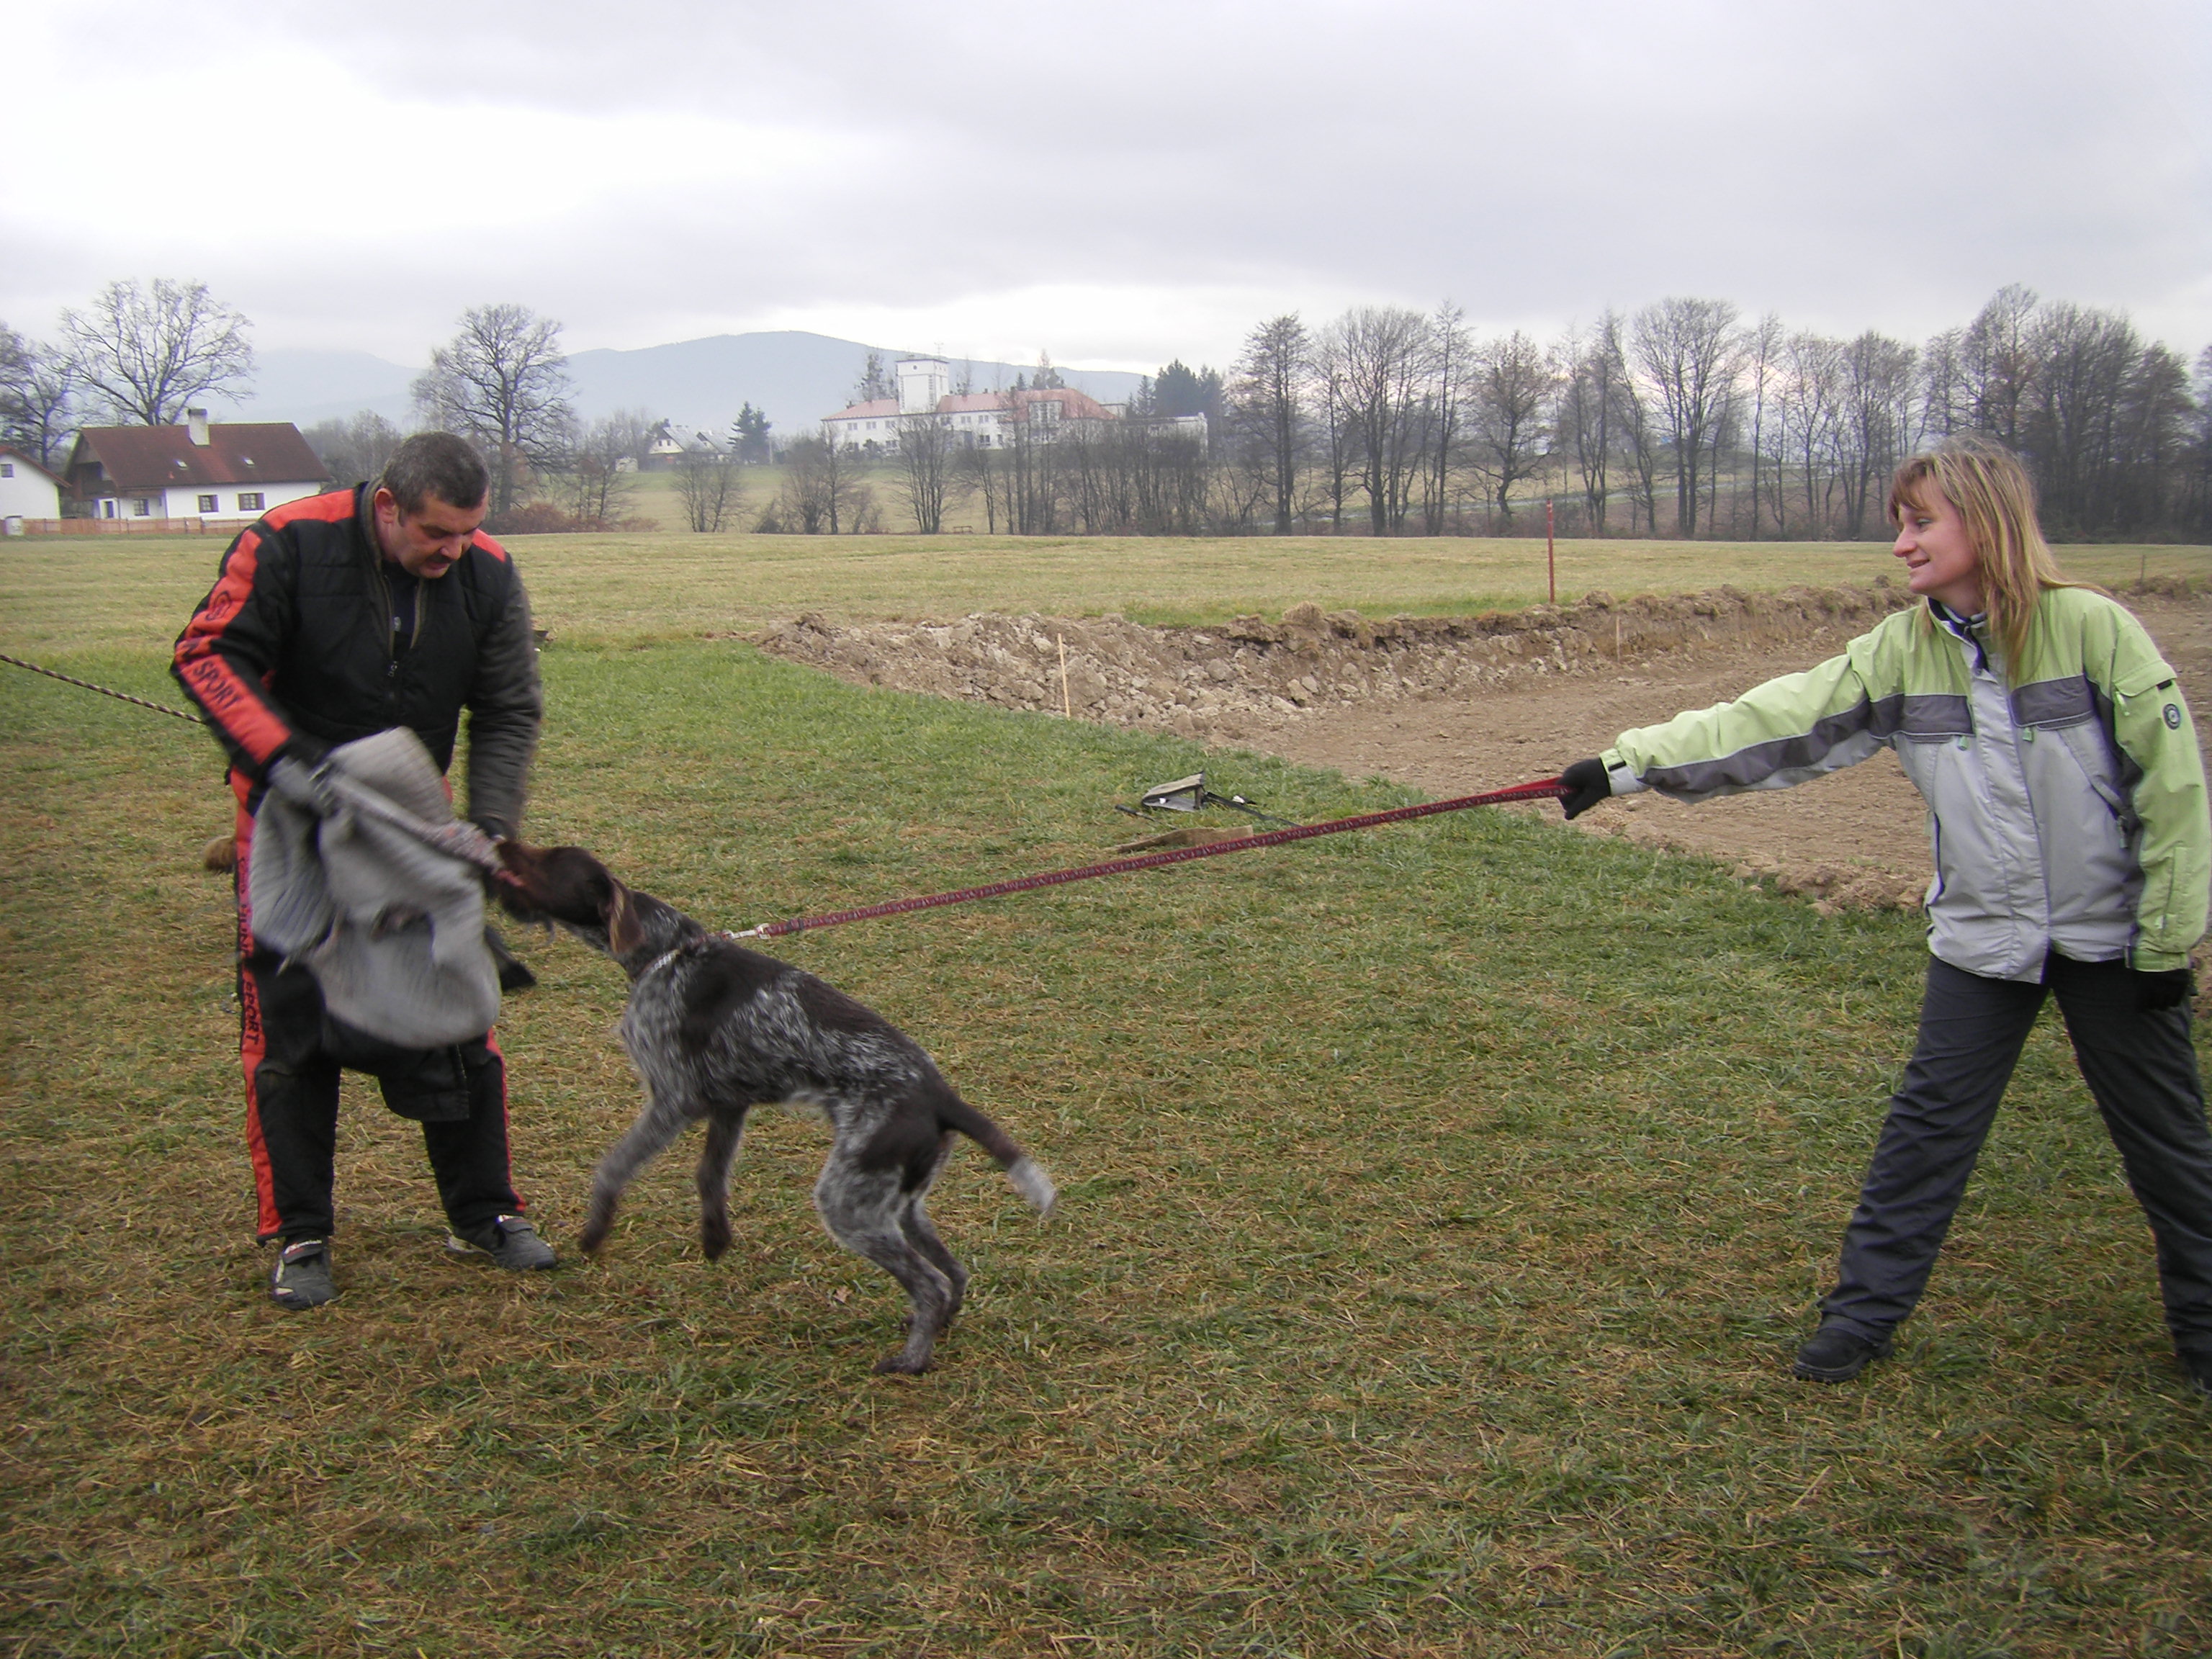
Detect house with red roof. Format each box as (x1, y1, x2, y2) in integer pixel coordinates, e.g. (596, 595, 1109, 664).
(63, 409, 331, 523)
(822, 358, 1121, 453)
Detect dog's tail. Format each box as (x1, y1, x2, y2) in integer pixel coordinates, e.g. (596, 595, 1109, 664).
(936, 1092, 1056, 1215)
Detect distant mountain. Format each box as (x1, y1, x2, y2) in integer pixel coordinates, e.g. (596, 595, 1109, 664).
(201, 349, 415, 430)
(212, 331, 1149, 444)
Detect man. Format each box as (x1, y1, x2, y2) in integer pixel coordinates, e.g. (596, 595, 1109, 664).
(174, 431, 554, 1309)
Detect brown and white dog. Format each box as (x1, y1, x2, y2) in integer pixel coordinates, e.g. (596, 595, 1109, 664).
(495, 842, 1055, 1373)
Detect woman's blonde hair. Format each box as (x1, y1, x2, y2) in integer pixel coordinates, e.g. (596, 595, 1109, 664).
(1887, 435, 2084, 670)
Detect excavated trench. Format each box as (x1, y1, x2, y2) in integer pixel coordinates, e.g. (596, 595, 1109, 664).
(755, 577, 2210, 919)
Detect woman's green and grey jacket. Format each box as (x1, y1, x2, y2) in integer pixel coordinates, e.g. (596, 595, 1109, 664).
(1600, 589, 2208, 982)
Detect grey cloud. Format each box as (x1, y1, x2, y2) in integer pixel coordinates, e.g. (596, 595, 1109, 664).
(14, 0, 2208, 361)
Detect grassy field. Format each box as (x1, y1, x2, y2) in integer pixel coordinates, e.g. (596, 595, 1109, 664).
(6, 529, 2206, 653)
(4, 539, 2211, 1656)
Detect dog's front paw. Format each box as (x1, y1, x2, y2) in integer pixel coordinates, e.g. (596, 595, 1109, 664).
(576, 1222, 610, 1256)
(873, 1352, 932, 1376)
(700, 1217, 732, 1260)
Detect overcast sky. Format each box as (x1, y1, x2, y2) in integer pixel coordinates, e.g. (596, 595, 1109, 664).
(6, 0, 2208, 374)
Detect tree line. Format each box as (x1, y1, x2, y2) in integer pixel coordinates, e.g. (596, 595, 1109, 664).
(1202, 288, 2211, 541)
(11, 282, 2206, 540)
(715, 286, 2212, 541)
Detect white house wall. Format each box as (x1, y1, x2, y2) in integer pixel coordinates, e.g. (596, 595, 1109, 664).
(0, 459, 61, 520)
(159, 480, 328, 521)
(827, 413, 1007, 451)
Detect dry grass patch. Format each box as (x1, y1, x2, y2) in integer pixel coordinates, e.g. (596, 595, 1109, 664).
(4, 550, 2211, 1658)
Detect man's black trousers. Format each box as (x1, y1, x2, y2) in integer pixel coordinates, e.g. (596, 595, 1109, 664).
(1820, 952, 2212, 1363)
(235, 801, 526, 1244)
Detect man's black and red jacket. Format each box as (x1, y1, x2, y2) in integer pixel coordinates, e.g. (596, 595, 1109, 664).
(172, 485, 541, 838)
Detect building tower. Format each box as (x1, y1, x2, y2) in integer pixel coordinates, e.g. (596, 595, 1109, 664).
(896, 357, 949, 416)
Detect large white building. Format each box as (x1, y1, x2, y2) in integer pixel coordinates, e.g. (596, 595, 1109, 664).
(824, 356, 1168, 452)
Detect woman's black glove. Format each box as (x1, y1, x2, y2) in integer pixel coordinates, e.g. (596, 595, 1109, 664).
(2135, 968, 2196, 1012)
(1559, 757, 1613, 820)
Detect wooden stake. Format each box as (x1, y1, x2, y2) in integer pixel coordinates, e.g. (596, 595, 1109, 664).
(1057, 634, 1071, 719)
(1546, 498, 1556, 604)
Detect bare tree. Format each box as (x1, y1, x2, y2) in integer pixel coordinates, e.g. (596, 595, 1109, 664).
(1309, 329, 1357, 531)
(783, 431, 867, 534)
(1611, 349, 1663, 535)
(562, 409, 655, 526)
(1781, 332, 1845, 535)
(302, 410, 407, 487)
(1415, 304, 1472, 533)
(1632, 296, 1741, 536)
(1229, 313, 1309, 534)
(1959, 284, 2040, 449)
(955, 441, 1004, 534)
(0, 323, 76, 469)
(674, 437, 742, 532)
(1555, 313, 1629, 534)
(1740, 313, 1785, 537)
(896, 414, 953, 533)
(2025, 301, 2184, 534)
(1836, 331, 1918, 537)
(1328, 305, 1433, 534)
(1468, 328, 1555, 524)
(2183, 346, 2212, 537)
(412, 303, 572, 518)
(781, 437, 832, 533)
(58, 278, 253, 426)
(1920, 327, 1969, 439)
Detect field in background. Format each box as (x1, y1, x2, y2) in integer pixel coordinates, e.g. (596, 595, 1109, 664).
(6, 530, 2205, 655)
(4, 537, 2212, 1655)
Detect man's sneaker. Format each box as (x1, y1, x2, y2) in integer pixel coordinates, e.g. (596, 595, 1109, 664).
(1792, 1324, 1894, 1382)
(269, 1238, 336, 1310)
(2181, 1354, 2212, 1400)
(446, 1214, 557, 1272)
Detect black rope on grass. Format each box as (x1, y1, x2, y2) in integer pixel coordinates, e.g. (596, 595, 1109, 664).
(0, 651, 206, 724)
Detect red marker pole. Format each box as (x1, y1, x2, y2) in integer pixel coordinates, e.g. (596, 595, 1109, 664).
(1546, 498, 1556, 604)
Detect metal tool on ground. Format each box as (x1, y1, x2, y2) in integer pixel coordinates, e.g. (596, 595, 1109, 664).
(1130, 770, 1299, 827)
(731, 775, 1570, 940)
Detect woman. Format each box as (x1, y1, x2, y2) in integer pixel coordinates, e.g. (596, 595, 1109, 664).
(1559, 436, 2212, 1393)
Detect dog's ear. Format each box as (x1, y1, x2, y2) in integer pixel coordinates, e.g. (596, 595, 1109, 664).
(606, 880, 647, 956)
(490, 840, 542, 918)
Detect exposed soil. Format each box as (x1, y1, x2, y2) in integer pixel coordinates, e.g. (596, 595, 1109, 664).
(757, 578, 2212, 914)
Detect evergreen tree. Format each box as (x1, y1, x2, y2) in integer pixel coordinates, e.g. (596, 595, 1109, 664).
(731, 403, 773, 464)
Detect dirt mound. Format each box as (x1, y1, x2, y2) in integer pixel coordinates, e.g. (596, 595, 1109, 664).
(755, 580, 2211, 919)
(755, 580, 1923, 732)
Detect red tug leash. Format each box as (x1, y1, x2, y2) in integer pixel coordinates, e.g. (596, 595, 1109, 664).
(731, 775, 1571, 940)
(1, 649, 1569, 938)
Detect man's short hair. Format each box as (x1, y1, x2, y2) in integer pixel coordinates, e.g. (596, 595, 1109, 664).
(379, 433, 490, 516)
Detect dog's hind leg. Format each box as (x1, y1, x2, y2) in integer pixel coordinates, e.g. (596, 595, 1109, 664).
(695, 1107, 750, 1261)
(899, 1136, 967, 1316)
(579, 1091, 697, 1255)
(814, 1153, 956, 1375)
